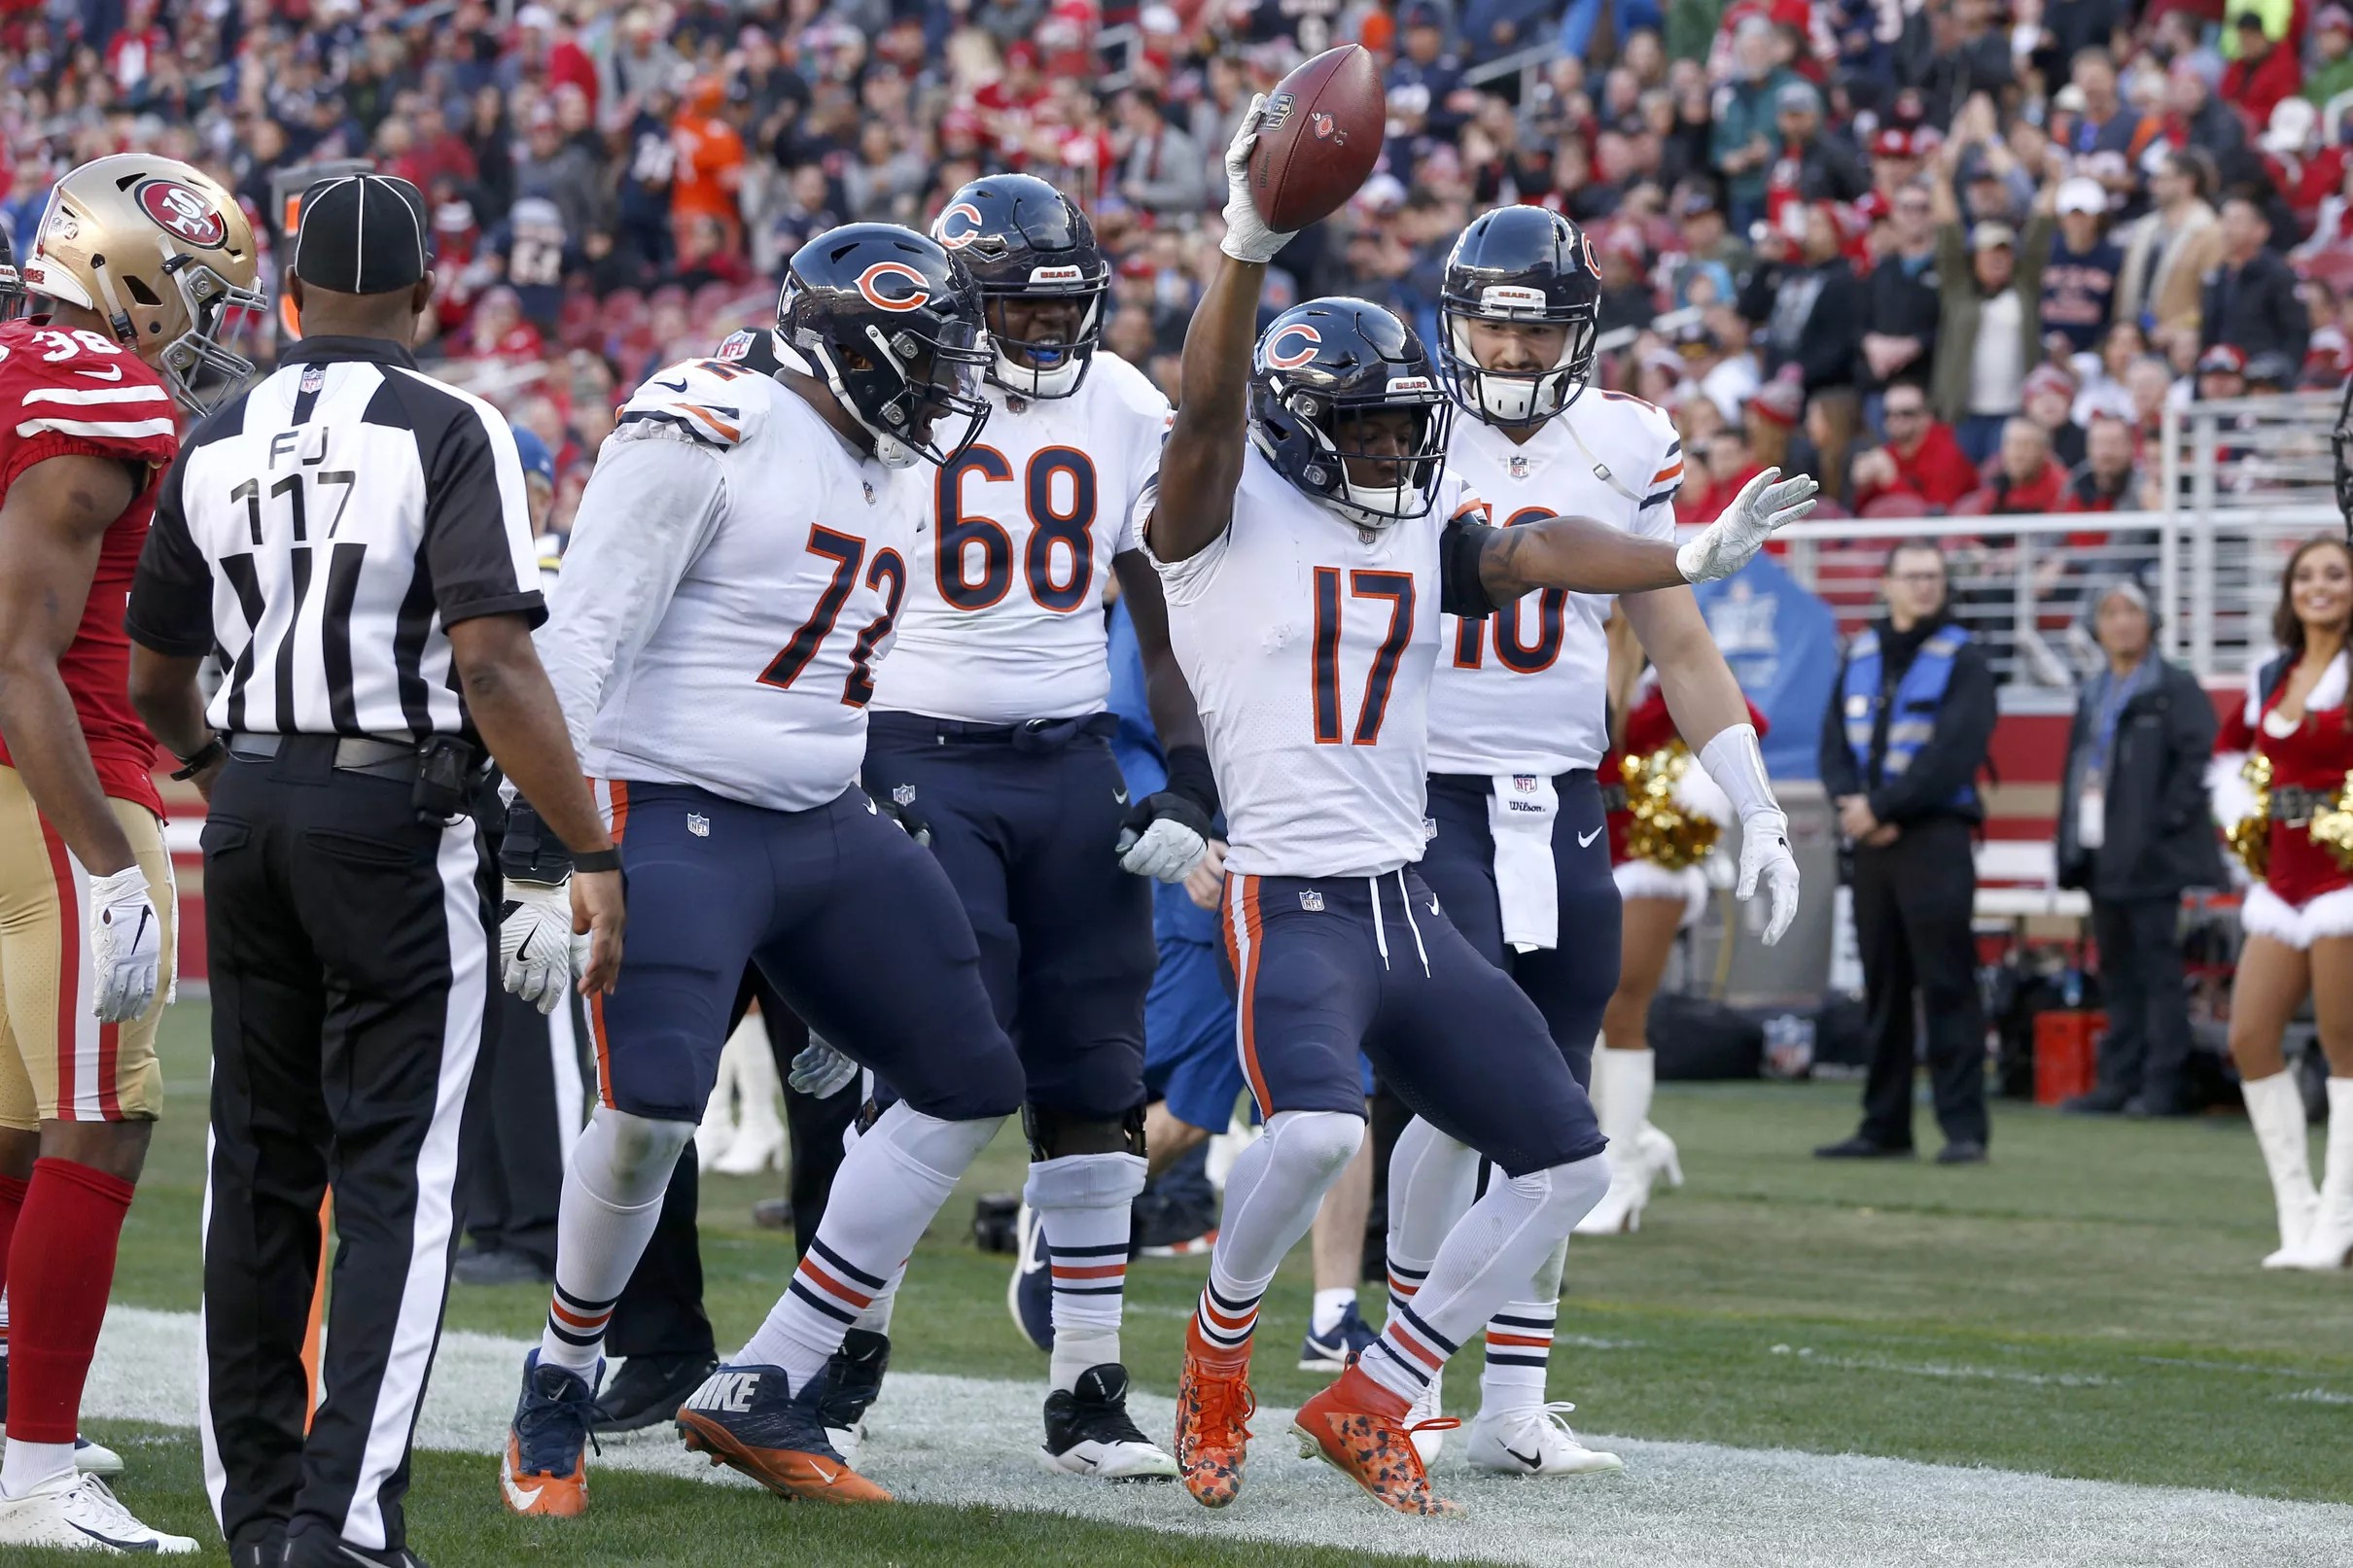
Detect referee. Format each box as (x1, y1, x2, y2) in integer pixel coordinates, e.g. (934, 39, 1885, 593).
(123, 174, 623, 1568)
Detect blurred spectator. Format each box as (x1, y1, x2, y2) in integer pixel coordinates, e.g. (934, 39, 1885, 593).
(1851, 386, 1980, 512)
(2307, 9, 2353, 106)
(2042, 178, 2123, 358)
(2022, 364, 2088, 470)
(1932, 124, 2054, 462)
(2220, 13, 2301, 130)
(1861, 183, 1940, 410)
(1712, 17, 1797, 228)
(516, 102, 606, 247)
(2067, 413, 2150, 512)
(1738, 203, 1863, 394)
(2116, 149, 2223, 347)
(2071, 320, 2148, 426)
(2054, 578, 2223, 1118)
(1968, 417, 2070, 515)
(2196, 341, 2252, 400)
(1462, 0, 1557, 67)
(671, 78, 747, 255)
(2201, 196, 2312, 366)
(1768, 81, 1869, 213)
(1118, 88, 1209, 219)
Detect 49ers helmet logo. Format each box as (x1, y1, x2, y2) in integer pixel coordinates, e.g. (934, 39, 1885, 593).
(133, 179, 228, 249)
(856, 261, 931, 312)
(1264, 323, 1321, 370)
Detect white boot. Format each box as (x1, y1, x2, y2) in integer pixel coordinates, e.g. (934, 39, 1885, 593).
(712, 1016, 787, 1175)
(2278, 1078, 2353, 1271)
(1465, 1400, 1625, 1477)
(1638, 1122, 1683, 1190)
(2243, 1070, 2320, 1268)
(1575, 1049, 1655, 1237)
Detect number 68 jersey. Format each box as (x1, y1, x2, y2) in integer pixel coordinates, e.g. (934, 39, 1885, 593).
(540, 359, 925, 812)
(1147, 445, 1489, 881)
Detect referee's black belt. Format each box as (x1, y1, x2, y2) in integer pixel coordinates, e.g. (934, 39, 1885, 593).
(225, 732, 427, 783)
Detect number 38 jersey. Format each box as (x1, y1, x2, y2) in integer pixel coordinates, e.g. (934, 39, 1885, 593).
(541, 359, 924, 812)
(1427, 392, 1681, 777)
(1148, 446, 1487, 880)
(871, 352, 1171, 724)
(0, 320, 179, 814)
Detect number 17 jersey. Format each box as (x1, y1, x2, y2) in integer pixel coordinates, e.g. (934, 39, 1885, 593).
(1147, 446, 1486, 880)
(871, 353, 1171, 723)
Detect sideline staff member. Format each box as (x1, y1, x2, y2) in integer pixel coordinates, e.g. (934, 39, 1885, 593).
(124, 173, 623, 1568)
(1816, 541, 1997, 1166)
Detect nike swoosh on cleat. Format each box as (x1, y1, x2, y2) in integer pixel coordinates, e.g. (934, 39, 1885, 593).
(1505, 1445, 1543, 1470)
(807, 1461, 839, 1485)
(67, 1520, 158, 1551)
(1578, 826, 1603, 848)
(501, 1474, 544, 1511)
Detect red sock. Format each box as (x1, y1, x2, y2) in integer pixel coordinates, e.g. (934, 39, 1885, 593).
(4, 1158, 131, 1444)
(0, 1171, 26, 1359)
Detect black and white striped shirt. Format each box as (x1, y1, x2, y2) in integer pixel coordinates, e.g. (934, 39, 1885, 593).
(126, 336, 543, 740)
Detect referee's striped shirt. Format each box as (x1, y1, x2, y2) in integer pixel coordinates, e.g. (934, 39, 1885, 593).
(126, 336, 544, 739)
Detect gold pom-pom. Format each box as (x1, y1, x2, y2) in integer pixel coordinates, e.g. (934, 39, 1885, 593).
(2313, 770, 2353, 874)
(1621, 743, 1722, 870)
(2228, 751, 2272, 880)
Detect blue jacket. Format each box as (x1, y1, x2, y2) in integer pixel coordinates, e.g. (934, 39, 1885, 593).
(1819, 616, 1995, 825)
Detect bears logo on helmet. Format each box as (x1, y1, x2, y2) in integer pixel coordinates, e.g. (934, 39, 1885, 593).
(934, 202, 987, 251)
(1437, 205, 1602, 429)
(857, 261, 932, 313)
(1248, 297, 1454, 533)
(927, 173, 1108, 400)
(1265, 323, 1322, 369)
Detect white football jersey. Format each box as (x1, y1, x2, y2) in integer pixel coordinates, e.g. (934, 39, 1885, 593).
(541, 358, 924, 812)
(872, 353, 1172, 723)
(1426, 391, 1681, 776)
(1150, 445, 1486, 880)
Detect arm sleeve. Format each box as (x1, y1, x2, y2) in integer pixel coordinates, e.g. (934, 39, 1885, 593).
(124, 448, 216, 657)
(425, 400, 546, 628)
(536, 429, 727, 759)
(1868, 640, 1997, 822)
(1818, 652, 1863, 796)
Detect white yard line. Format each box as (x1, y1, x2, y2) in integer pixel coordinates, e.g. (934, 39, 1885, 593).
(88, 1307, 2353, 1568)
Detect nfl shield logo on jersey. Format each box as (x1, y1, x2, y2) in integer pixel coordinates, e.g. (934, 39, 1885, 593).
(687, 813, 711, 838)
(299, 363, 325, 396)
(893, 783, 917, 807)
(1509, 453, 1529, 480)
(1513, 774, 1539, 794)
(1297, 889, 1325, 912)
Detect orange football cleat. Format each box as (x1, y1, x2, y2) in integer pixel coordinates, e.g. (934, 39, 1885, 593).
(500, 1429, 587, 1517)
(1173, 1321, 1256, 1508)
(501, 1352, 598, 1517)
(1291, 1363, 1462, 1516)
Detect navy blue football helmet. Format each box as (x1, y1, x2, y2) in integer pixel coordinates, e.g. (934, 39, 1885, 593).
(1248, 297, 1454, 531)
(1438, 205, 1601, 428)
(931, 174, 1107, 400)
(779, 223, 991, 469)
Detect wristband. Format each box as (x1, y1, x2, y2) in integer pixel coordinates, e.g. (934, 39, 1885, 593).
(571, 847, 622, 874)
(1163, 744, 1222, 819)
(1697, 723, 1779, 820)
(170, 737, 227, 781)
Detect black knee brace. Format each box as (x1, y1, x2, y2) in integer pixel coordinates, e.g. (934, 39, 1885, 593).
(1023, 1102, 1147, 1162)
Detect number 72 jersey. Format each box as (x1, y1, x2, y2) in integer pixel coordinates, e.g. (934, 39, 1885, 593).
(541, 359, 924, 812)
(1148, 445, 1488, 881)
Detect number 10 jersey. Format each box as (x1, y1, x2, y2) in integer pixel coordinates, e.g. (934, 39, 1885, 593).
(1147, 446, 1487, 881)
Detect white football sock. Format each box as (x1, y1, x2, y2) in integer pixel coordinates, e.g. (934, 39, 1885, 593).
(1384, 1117, 1479, 1325)
(1026, 1150, 1146, 1391)
(1311, 1287, 1357, 1338)
(738, 1104, 1003, 1391)
(0, 1438, 73, 1498)
(1192, 1110, 1362, 1353)
(540, 1107, 695, 1376)
(1479, 1237, 1569, 1415)
(1361, 1155, 1607, 1404)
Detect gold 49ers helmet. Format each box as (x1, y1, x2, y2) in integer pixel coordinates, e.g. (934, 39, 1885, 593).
(21, 154, 265, 413)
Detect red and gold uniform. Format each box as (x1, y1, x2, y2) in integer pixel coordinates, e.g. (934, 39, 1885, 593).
(1605, 671, 1768, 925)
(2217, 649, 2353, 949)
(0, 318, 180, 1128)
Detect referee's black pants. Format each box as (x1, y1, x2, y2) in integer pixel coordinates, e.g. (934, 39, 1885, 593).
(1852, 816, 1991, 1150)
(196, 740, 495, 1557)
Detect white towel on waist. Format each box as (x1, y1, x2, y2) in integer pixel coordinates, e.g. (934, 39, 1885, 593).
(1488, 773, 1561, 953)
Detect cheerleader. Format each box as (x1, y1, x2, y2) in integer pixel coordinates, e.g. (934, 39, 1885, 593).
(2214, 536, 2353, 1270)
(1576, 612, 1767, 1235)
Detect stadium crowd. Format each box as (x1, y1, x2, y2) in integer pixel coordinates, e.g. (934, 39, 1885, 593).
(1, 0, 2345, 532)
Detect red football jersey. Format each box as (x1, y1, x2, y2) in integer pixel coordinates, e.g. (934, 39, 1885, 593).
(0, 319, 179, 815)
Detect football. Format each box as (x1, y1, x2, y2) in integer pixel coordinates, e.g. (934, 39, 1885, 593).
(1247, 44, 1386, 234)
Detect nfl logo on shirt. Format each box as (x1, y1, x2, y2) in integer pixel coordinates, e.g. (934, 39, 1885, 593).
(1298, 890, 1325, 912)
(1513, 774, 1539, 794)
(893, 783, 917, 808)
(1508, 453, 1529, 480)
(687, 813, 710, 838)
(299, 362, 324, 396)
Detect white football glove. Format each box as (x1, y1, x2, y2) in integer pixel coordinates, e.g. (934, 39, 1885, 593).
(1737, 808, 1802, 946)
(1115, 790, 1212, 883)
(1220, 93, 1298, 263)
(788, 1033, 859, 1098)
(1675, 467, 1819, 583)
(87, 865, 160, 1024)
(500, 878, 578, 1014)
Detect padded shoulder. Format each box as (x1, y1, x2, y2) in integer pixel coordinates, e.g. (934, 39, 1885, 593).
(613, 357, 776, 449)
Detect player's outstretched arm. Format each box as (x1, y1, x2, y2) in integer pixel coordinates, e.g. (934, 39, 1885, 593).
(0, 454, 142, 877)
(1111, 550, 1215, 881)
(1146, 97, 1294, 564)
(1475, 468, 1818, 601)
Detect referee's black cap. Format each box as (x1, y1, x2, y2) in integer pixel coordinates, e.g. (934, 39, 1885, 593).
(294, 173, 431, 296)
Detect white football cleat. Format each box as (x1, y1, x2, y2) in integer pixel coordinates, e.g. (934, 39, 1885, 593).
(74, 1437, 123, 1478)
(1465, 1401, 1626, 1478)
(1404, 1365, 1445, 1464)
(1637, 1122, 1683, 1190)
(1037, 1364, 1178, 1481)
(0, 1470, 197, 1552)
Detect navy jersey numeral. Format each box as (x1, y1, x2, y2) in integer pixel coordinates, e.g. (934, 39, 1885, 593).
(937, 444, 1099, 612)
(1312, 568, 1417, 746)
(759, 525, 903, 708)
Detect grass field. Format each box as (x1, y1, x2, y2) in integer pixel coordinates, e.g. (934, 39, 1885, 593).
(24, 1005, 2353, 1565)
